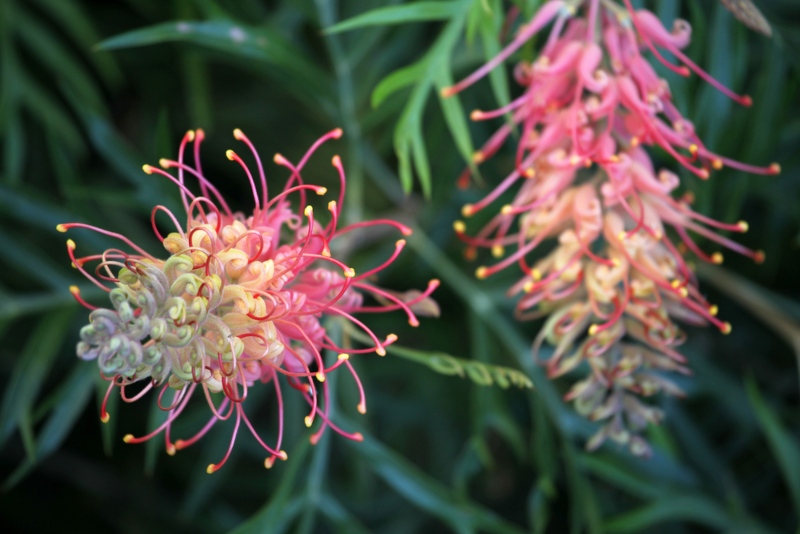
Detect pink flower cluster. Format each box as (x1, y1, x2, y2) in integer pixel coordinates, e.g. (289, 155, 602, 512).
(61, 129, 437, 472)
(445, 0, 778, 454)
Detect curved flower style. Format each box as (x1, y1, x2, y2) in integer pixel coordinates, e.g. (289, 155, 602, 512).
(445, 0, 779, 455)
(60, 128, 438, 472)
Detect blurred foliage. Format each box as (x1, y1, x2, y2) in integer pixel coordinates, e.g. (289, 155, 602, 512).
(0, 0, 798, 532)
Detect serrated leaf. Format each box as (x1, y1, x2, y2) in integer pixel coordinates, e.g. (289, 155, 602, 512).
(0, 309, 74, 449)
(325, 2, 462, 34)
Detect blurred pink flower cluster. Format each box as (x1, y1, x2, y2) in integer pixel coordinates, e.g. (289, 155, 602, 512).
(61, 129, 437, 472)
(446, 0, 778, 454)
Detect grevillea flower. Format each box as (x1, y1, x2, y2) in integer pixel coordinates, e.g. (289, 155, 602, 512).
(444, 0, 779, 455)
(60, 128, 438, 472)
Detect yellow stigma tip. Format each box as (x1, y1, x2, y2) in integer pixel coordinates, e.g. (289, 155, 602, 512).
(630, 137, 640, 147)
(440, 87, 454, 98)
(345, 268, 356, 278)
(304, 416, 313, 428)
(754, 250, 766, 264)
(142, 164, 153, 174)
(531, 269, 542, 281)
(470, 110, 483, 121)
(69, 285, 80, 295)
(159, 158, 170, 169)
(56, 224, 67, 233)
(226, 149, 236, 161)
(769, 163, 781, 174)
(712, 159, 723, 170)
(376, 347, 387, 357)
(100, 412, 110, 423)
(206, 464, 216, 474)
(353, 432, 364, 442)
(523, 281, 534, 293)
(617, 232, 626, 241)
(679, 287, 688, 298)
(264, 457, 276, 469)
(588, 324, 599, 336)
(711, 252, 724, 264)
(123, 434, 134, 443)
(304, 205, 313, 217)
(500, 204, 514, 215)
(475, 266, 488, 279)
(738, 220, 749, 232)
(327, 200, 337, 211)
(525, 168, 536, 178)
(278, 450, 288, 460)
(461, 204, 474, 218)
(472, 151, 485, 163)
(338, 353, 350, 360)
(453, 220, 466, 233)
(671, 279, 681, 288)
(396, 239, 407, 248)
(386, 333, 398, 343)
(332, 128, 343, 139)
(331, 155, 341, 167)
(709, 305, 718, 317)
(316, 372, 325, 382)
(721, 322, 732, 335)
(688, 144, 698, 154)
(491, 245, 504, 258)
(233, 128, 243, 140)
(166, 444, 176, 456)
(273, 153, 285, 164)
(66, 239, 76, 250)
(316, 187, 327, 196)
(357, 402, 367, 414)
(186, 130, 195, 141)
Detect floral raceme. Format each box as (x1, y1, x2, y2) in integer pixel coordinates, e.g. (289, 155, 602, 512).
(445, 0, 779, 454)
(60, 129, 438, 472)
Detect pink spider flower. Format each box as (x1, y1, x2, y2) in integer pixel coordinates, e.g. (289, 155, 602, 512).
(60, 128, 438, 473)
(444, 0, 778, 454)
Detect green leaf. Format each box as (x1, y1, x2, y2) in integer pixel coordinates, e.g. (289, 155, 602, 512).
(604, 494, 732, 532)
(346, 324, 532, 389)
(325, 2, 462, 34)
(350, 430, 528, 534)
(0, 309, 74, 449)
(3, 362, 95, 490)
(372, 62, 426, 109)
(229, 436, 312, 534)
(745, 377, 800, 516)
(96, 19, 330, 100)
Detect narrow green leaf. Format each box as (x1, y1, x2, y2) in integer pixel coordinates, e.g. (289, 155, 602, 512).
(229, 437, 312, 534)
(350, 430, 528, 534)
(17, 9, 105, 112)
(318, 495, 372, 534)
(346, 324, 532, 389)
(745, 377, 800, 516)
(372, 62, 426, 109)
(435, 68, 478, 179)
(0, 309, 74, 449)
(28, 0, 122, 83)
(97, 20, 332, 108)
(3, 362, 95, 490)
(604, 494, 732, 532)
(325, 2, 461, 34)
